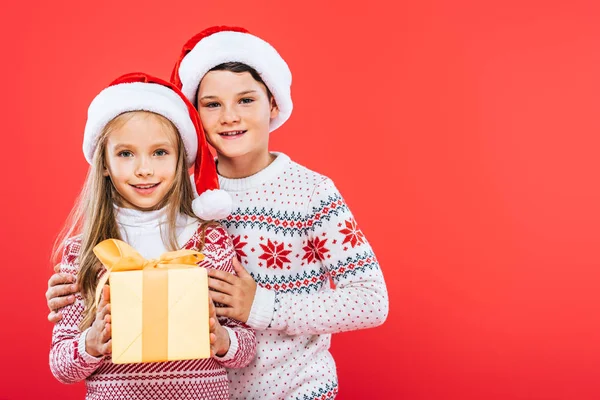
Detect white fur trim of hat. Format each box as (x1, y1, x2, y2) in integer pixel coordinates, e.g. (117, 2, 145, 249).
(178, 30, 293, 132)
(83, 82, 198, 166)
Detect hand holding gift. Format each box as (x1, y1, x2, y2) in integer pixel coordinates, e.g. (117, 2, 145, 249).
(85, 285, 112, 357)
(209, 299, 230, 357)
(93, 239, 211, 364)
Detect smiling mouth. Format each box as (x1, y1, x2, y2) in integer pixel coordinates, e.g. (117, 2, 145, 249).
(130, 183, 160, 189)
(219, 130, 247, 137)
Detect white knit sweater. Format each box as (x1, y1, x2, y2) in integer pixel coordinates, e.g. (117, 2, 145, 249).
(218, 153, 389, 400)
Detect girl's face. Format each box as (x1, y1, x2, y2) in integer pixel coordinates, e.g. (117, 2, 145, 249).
(103, 112, 179, 210)
(196, 70, 279, 160)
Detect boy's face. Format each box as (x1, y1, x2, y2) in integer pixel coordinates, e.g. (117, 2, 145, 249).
(196, 70, 279, 160)
(103, 112, 179, 211)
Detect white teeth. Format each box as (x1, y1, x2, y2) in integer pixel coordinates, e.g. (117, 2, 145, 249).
(221, 131, 244, 136)
(135, 184, 157, 189)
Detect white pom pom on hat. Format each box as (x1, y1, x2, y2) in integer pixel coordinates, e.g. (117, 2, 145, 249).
(170, 25, 293, 133)
(192, 189, 233, 221)
(83, 72, 232, 220)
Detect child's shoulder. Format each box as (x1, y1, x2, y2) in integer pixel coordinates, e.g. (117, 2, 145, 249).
(202, 223, 230, 243)
(283, 153, 335, 190)
(62, 235, 83, 261)
(186, 222, 231, 251)
(58, 235, 83, 272)
(188, 223, 235, 268)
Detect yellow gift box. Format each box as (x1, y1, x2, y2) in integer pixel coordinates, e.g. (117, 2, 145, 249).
(93, 239, 211, 364)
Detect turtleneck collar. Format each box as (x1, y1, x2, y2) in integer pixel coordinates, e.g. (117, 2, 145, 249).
(113, 205, 198, 259)
(114, 206, 171, 228)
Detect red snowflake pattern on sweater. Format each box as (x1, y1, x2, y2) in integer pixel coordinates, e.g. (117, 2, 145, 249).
(258, 238, 292, 269)
(231, 234, 248, 258)
(302, 236, 330, 264)
(339, 218, 366, 248)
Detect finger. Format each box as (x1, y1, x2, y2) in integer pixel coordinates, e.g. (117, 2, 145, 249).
(231, 257, 250, 277)
(100, 339, 112, 356)
(48, 273, 76, 288)
(53, 263, 61, 273)
(214, 306, 233, 318)
(208, 277, 235, 295)
(46, 282, 78, 301)
(97, 303, 111, 321)
(104, 314, 111, 324)
(97, 288, 110, 309)
(47, 295, 76, 313)
(208, 300, 218, 320)
(209, 291, 234, 307)
(102, 322, 112, 342)
(209, 317, 216, 331)
(207, 268, 238, 285)
(102, 285, 111, 303)
(210, 332, 216, 345)
(47, 310, 63, 323)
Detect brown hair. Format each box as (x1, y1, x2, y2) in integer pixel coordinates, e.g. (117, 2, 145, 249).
(195, 62, 275, 105)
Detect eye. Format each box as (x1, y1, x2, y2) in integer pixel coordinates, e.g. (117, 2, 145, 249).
(118, 150, 133, 157)
(205, 102, 220, 108)
(240, 98, 254, 104)
(154, 149, 168, 156)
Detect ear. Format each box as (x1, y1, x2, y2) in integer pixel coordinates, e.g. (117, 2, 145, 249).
(102, 163, 110, 177)
(269, 97, 280, 120)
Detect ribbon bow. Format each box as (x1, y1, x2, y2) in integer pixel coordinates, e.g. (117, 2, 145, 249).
(93, 239, 204, 307)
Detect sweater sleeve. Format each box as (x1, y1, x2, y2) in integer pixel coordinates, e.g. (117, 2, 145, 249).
(249, 178, 389, 336)
(49, 237, 105, 384)
(198, 225, 257, 369)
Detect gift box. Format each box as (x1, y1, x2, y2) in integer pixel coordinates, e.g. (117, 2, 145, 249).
(93, 239, 210, 364)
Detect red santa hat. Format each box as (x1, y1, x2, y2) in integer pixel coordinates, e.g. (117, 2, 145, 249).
(170, 26, 293, 132)
(83, 72, 232, 220)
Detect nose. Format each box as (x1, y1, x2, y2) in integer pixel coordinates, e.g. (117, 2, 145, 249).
(135, 156, 154, 177)
(219, 104, 240, 125)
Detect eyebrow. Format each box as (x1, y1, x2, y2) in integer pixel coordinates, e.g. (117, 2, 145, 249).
(199, 90, 258, 101)
(113, 142, 174, 151)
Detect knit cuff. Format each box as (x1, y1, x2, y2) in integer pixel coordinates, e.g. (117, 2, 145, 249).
(246, 285, 276, 330)
(213, 326, 238, 362)
(78, 328, 105, 365)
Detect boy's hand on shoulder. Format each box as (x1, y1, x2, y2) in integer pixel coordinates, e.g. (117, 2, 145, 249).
(46, 265, 78, 323)
(207, 257, 256, 323)
(85, 285, 112, 358)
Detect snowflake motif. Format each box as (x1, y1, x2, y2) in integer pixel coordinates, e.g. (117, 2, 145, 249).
(339, 218, 365, 248)
(302, 237, 330, 264)
(258, 238, 292, 269)
(231, 235, 248, 258)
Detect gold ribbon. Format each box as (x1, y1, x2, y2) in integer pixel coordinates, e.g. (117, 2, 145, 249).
(93, 239, 204, 362)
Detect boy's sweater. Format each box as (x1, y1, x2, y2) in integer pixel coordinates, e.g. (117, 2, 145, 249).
(219, 153, 389, 400)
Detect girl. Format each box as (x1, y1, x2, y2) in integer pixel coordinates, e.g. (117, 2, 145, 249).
(49, 72, 255, 400)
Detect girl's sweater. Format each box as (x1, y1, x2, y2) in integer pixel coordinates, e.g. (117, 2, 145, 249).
(50, 207, 256, 400)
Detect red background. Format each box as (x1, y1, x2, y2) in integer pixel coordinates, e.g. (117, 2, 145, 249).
(1, 0, 600, 399)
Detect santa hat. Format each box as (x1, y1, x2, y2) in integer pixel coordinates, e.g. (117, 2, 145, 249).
(170, 26, 293, 132)
(83, 72, 232, 220)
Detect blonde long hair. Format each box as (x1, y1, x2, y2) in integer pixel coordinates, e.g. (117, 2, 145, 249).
(53, 111, 211, 330)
